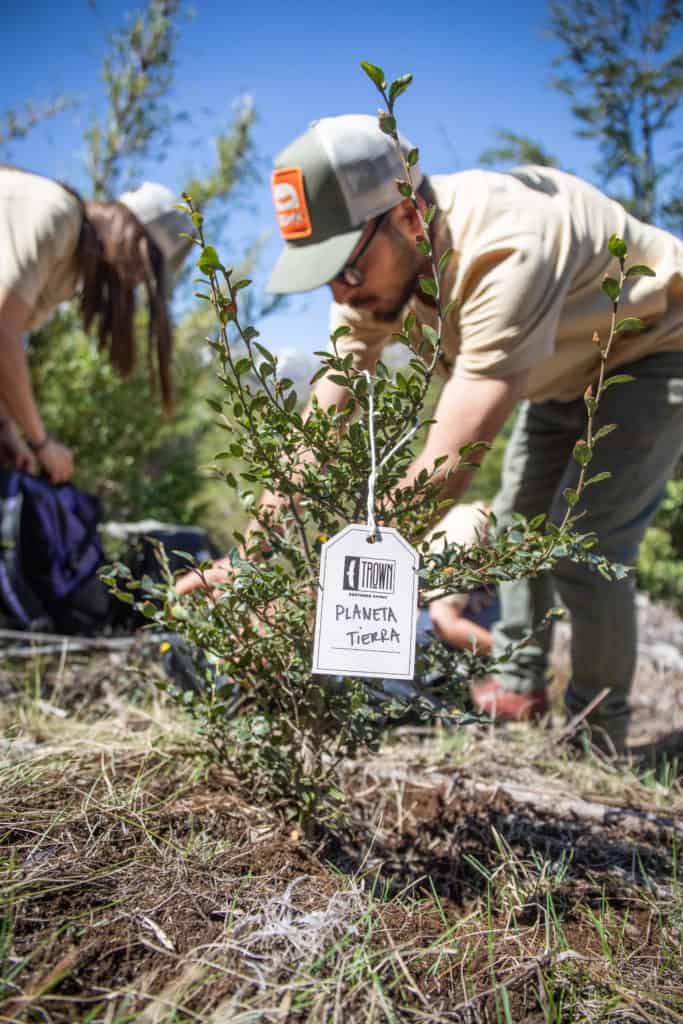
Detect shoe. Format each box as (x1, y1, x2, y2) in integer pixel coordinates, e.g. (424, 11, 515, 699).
(470, 676, 549, 721)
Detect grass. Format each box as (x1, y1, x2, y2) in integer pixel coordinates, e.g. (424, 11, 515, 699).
(1, 643, 683, 1022)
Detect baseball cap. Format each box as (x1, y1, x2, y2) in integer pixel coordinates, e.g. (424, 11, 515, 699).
(266, 114, 422, 294)
(118, 182, 193, 295)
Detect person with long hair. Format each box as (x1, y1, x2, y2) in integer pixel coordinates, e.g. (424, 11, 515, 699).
(0, 169, 191, 483)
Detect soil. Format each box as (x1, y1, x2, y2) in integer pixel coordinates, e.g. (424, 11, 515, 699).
(3, 741, 681, 1023)
(3, 591, 683, 1021)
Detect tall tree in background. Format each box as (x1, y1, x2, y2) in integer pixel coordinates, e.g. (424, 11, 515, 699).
(85, 0, 181, 198)
(549, 0, 682, 226)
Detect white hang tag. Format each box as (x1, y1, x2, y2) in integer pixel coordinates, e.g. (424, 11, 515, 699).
(312, 524, 419, 680)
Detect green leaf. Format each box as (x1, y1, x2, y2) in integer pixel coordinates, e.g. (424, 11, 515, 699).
(403, 312, 416, 332)
(584, 471, 612, 488)
(234, 279, 251, 291)
(563, 487, 579, 507)
(378, 112, 397, 135)
(235, 357, 251, 375)
(197, 245, 221, 274)
(601, 277, 620, 302)
(603, 374, 635, 390)
(424, 205, 437, 225)
(397, 180, 412, 198)
(437, 247, 454, 275)
(421, 323, 439, 347)
(592, 423, 618, 442)
(284, 391, 298, 412)
(331, 325, 352, 341)
(418, 275, 438, 298)
(254, 342, 275, 365)
(607, 235, 628, 260)
(615, 317, 644, 334)
(572, 440, 592, 466)
(243, 326, 259, 341)
(443, 297, 459, 318)
(360, 60, 386, 90)
(459, 441, 490, 458)
(388, 73, 413, 103)
(625, 264, 656, 278)
(407, 147, 419, 167)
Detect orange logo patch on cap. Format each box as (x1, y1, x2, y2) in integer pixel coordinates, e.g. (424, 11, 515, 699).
(272, 167, 312, 240)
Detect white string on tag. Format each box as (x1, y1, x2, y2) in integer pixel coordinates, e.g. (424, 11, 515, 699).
(362, 371, 421, 539)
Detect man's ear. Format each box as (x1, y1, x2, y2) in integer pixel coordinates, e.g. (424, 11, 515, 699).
(390, 197, 425, 241)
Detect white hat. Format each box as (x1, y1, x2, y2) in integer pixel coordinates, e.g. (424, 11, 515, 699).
(118, 182, 193, 293)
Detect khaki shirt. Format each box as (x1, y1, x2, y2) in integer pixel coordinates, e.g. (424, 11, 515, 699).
(0, 169, 82, 331)
(330, 168, 683, 402)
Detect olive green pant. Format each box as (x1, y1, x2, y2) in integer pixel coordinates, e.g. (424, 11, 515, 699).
(491, 351, 683, 752)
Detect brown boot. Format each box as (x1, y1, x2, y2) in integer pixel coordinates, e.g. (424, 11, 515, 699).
(471, 676, 549, 721)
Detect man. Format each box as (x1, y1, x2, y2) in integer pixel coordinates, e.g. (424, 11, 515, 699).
(0, 171, 191, 483)
(186, 114, 683, 753)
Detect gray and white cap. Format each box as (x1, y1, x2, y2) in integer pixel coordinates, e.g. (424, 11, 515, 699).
(267, 114, 422, 294)
(118, 181, 193, 295)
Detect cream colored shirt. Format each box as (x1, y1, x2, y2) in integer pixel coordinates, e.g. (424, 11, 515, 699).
(0, 169, 82, 331)
(330, 168, 683, 402)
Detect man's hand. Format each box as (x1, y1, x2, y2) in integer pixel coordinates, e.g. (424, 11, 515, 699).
(36, 437, 75, 484)
(175, 556, 233, 596)
(0, 419, 34, 472)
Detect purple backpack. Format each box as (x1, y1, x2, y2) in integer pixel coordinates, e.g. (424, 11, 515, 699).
(0, 469, 109, 632)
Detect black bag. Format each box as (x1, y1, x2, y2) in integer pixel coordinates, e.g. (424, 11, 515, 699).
(0, 469, 112, 634)
(0, 469, 218, 635)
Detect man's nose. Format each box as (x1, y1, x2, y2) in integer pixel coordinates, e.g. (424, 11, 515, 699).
(329, 279, 352, 305)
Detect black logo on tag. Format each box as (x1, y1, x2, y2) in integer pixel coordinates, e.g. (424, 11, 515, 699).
(343, 555, 396, 595)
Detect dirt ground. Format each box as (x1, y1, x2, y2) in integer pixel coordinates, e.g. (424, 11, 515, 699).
(2, 594, 683, 1022)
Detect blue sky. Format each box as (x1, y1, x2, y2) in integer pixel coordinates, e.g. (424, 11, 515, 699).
(2, 0, 679, 354)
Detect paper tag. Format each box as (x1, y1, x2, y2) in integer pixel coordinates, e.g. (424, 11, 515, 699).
(312, 525, 419, 680)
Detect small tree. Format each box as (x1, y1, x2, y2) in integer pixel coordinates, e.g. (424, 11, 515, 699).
(106, 62, 641, 828)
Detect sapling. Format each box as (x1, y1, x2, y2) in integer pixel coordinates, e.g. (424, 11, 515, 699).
(104, 62, 641, 826)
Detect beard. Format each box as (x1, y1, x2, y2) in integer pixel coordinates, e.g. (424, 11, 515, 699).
(349, 226, 423, 322)
(371, 271, 421, 321)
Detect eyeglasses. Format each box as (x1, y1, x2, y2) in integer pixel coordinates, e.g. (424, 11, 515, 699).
(336, 211, 389, 287)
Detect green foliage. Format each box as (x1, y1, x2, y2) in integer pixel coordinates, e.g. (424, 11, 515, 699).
(638, 480, 683, 612)
(28, 308, 217, 525)
(106, 64, 633, 827)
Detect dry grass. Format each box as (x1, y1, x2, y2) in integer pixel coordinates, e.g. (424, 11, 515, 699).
(1, 638, 683, 1023)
